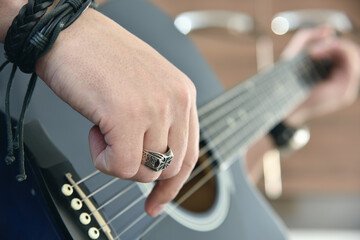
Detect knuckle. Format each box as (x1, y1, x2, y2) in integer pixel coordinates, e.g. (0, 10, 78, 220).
(172, 163, 182, 176)
(137, 174, 159, 183)
(161, 165, 181, 179)
(174, 83, 193, 112)
(184, 150, 199, 172)
(114, 168, 137, 180)
(183, 155, 197, 172)
(105, 156, 139, 180)
(93, 158, 106, 172)
(156, 96, 171, 118)
(187, 80, 197, 98)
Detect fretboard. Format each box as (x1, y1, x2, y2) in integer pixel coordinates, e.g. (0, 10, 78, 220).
(198, 52, 329, 161)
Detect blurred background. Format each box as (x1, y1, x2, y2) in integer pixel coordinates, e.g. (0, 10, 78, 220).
(148, 0, 360, 239)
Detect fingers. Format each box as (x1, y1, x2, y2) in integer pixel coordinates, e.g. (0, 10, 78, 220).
(281, 26, 336, 59)
(310, 39, 360, 104)
(134, 124, 168, 183)
(285, 35, 360, 125)
(158, 107, 190, 180)
(89, 121, 144, 179)
(145, 104, 199, 217)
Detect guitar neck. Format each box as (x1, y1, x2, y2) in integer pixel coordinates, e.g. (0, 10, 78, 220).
(198, 52, 329, 160)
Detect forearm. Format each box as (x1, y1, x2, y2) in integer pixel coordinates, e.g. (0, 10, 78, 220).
(0, 0, 27, 42)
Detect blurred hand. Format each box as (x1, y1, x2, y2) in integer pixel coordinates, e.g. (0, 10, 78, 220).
(36, 9, 199, 217)
(282, 27, 360, 126)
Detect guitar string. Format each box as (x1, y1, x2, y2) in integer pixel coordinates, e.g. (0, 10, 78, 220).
(71, 169, 100, 187)
(110, 60, 316, 239)
(196, 52, 309, 118)
(69, 53, 310, 190)
(71, 89, 279, 233)
(198, 59, 288, 129)
(69, 69, 271, 189)
(202, 60, 303, 138)
(198, 73, 276, 143)
(67, 55, 311, 227)
(80, 177, 119, 202)
(116, 212, 148, 240)
(100, 192, 145, 227)
(88, 182, 137, 216)
(135, 140, 258, 240)
(93, 63, 311, 238)
(198, 56, 310, 156)
(134, 86, 311, 240)
(133, 58, 318, 239)
(71, 55, 299, 201)
(65, 55, 316, 238)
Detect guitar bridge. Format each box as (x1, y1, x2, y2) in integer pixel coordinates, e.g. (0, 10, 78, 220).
(62, 173, 114, 240)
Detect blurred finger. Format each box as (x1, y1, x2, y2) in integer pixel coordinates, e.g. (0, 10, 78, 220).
(282, 26, 336, 59)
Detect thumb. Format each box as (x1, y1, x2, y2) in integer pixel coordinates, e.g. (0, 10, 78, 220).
(88, 125, 109, 171)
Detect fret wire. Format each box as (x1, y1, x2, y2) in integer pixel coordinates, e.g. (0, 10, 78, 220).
(217, 88, 307, 160)
(200, 92, 265, 140)
(201, 72, 278, 132)
(202, 62, 311, 161)
(229, 64, 309, 146)
(196, 53, 299, 117)
(197, 52, 309, 120)
(198, 60, 289, 128)
(197, 55, 314, 173)
(205, 58, 313, 145)
(202, 77, 288, 140)
(198, 54, 309, 139)
(199, 73, 301, 153)
(198, 72, 275, 128)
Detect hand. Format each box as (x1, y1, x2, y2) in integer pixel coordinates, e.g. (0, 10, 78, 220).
(35, 9, 199, 217)
(282, 27, 360, 126)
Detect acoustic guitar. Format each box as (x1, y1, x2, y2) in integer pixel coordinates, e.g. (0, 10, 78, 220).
(0, 0, 330, 239)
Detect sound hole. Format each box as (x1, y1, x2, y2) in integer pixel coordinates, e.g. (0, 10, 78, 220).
(174, 155, 216, 213)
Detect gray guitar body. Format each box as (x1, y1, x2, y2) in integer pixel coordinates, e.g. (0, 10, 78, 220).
(0, 0, 288, 239)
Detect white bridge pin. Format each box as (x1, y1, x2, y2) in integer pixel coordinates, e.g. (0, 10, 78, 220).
(61, 184, 73, 196)
(80, 212, 91, 225)
(71, 198, 83, 210)
(88, 227, 100, 239)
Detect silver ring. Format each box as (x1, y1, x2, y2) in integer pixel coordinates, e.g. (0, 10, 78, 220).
(142, 147, 174, 172)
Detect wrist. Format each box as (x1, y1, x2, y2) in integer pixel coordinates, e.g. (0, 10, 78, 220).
(0, 0, 27, 42)
(35, 7, 99, 82)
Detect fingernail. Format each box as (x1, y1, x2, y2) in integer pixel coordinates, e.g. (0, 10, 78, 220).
(150, 204, 165, 217)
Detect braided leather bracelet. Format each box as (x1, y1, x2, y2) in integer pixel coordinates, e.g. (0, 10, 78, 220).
(1, 0, 95, 181)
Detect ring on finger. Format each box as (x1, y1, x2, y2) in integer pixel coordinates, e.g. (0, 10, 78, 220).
(142, 147, 174, 172)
